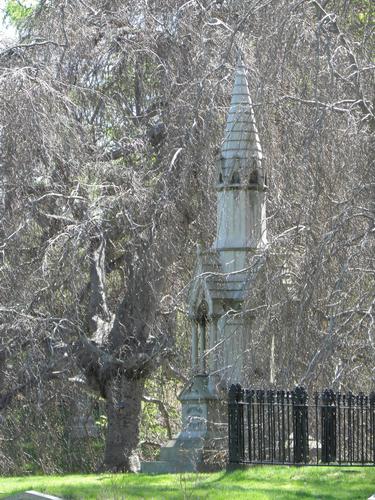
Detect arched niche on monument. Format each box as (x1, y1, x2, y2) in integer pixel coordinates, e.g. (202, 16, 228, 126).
(191, 300, 209, 374)
(231, 170, 241, 184)
(217, 156, 225, 187)
(249, 168, 258, 186)
(196, 301, 208, 373)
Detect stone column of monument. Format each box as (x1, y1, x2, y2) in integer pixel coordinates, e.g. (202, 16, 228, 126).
(141, 57, 267, 473)
(215, 60, 267, 269)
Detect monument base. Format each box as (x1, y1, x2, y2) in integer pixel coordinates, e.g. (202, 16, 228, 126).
(141, 374, 226, 473)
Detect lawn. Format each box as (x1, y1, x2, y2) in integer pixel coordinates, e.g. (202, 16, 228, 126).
(1, 466, 375, 499)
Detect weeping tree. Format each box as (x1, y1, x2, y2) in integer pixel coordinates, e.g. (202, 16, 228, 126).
(0, 0, 373, 471)
(0, 0, 227, 471)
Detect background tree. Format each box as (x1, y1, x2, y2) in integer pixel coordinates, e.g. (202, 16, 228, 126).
(0, 0, 373, 472)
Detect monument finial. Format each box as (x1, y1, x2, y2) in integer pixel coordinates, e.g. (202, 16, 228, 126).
(235, 48, 244, 65)
(215, 58, 267, 253)
(219, 58, 265, 189)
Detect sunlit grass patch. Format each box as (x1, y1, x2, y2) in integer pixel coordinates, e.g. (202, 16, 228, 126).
(0, 466, 375, 499)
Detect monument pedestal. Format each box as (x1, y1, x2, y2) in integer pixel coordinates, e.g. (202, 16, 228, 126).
(141, 374, 226, 473)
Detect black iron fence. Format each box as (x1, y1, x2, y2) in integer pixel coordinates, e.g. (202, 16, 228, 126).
(228, 385, 375, 466)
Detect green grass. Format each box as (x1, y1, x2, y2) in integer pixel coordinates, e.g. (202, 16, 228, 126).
(0, 467, 375, 499)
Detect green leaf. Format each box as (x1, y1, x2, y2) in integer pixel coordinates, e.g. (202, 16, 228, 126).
(5, 0, 35, 27)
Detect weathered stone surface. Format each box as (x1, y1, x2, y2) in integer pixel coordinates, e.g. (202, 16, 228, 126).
(141, 459, 195, 474)
(4, 491, 63, 500)
(221, 62, 263, 168)
(140, 375, 226, 473)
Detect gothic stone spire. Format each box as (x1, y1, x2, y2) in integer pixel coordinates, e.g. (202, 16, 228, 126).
(215, 59, 267, 258)
(218, 60, 266, 189)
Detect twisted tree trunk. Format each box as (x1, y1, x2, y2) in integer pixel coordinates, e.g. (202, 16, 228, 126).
(103, 375, 145, 472)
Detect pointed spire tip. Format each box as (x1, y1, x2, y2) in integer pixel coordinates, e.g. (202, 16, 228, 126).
(220, 56, 263, 166)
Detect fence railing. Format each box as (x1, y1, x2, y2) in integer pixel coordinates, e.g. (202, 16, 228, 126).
(228, 384, 375, 466)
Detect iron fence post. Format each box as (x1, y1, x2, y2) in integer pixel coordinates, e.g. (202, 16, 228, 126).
(228, 384, 244, 464)
(228, 384, 238, 464)
(245, 389, 253, 462)
(321, 388, 337, 463)
(292, 386, 308, 463)
(238, 385, 245, 462)
(370, 391, 375, 465)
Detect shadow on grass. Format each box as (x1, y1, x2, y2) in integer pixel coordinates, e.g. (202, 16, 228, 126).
(187, 467, 375, 500)
(1, 468, 375, 500)
(50, 470, 375, 500)
(43, 483, 344, 500)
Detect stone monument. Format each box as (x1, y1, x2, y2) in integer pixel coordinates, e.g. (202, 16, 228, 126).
(141, 58, 267, 473)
